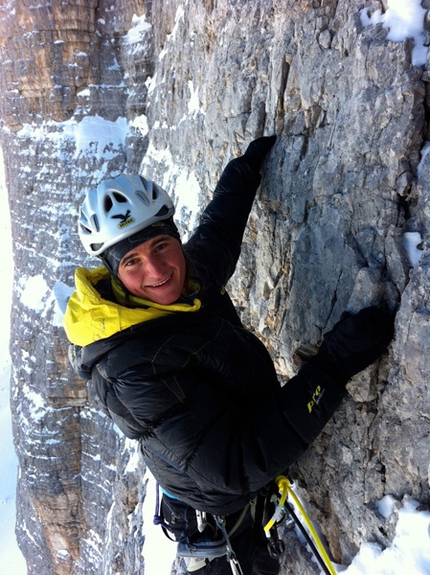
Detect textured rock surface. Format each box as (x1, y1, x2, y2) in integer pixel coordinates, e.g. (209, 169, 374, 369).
(0, 0, 429, 573)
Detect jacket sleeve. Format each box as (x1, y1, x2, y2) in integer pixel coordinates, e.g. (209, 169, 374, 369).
(179, 308, 393, 498)
(177, 307, 393, 499)
(185, 154, 261, 285)
(179, 360, 347, 496)
(236, 362, 346, 492)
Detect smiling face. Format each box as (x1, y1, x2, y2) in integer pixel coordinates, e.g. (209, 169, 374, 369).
(117, 235, 187, 305)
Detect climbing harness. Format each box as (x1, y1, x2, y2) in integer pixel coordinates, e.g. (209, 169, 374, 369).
(154, 478, 337, 575)
(263, 476, 337, 575)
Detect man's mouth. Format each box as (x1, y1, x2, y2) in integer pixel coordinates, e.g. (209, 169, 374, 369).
(147, 274, 173, 288)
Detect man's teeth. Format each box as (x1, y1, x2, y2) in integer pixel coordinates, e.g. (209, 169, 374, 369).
(151, 275, 172, 287)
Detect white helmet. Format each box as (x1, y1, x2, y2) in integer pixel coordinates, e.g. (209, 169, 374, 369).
(78, 174, 175, 256)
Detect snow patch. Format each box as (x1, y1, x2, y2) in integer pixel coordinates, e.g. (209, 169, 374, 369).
(130, 114, 149, 137)
(19, 275, 49, 312)
(52, 281, 75, 326)
(377, 494, 397, 519)
(187, 80, 201, 115)
(360, 0, 428, 66)
(124, 440, 142, 474)
(403, 232, 423, 267)
(55, 549, 71, 560)
(174, 169, 201, 232)
(124, 14, 152, 45)
(24, 387, 49, 424)
(17, 115, 128, 164)
(417, 141, 430, 177)
(171, 5, 185, 39)
(343, 498, 430, 574)
(73, 115, 128, 160)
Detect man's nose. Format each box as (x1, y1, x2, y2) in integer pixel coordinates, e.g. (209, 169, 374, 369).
(144, 255, 165, 277)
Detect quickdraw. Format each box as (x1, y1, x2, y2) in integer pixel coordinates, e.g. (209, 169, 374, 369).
(213, 515, 245, 575)
(263, 476, 337, 575)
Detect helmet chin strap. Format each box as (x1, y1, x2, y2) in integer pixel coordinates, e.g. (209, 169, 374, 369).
(99, 256, 131, 298)
(99, 254, 116, 277)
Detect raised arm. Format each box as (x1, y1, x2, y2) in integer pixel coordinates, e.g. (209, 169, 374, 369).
(185, 136, 276, 284)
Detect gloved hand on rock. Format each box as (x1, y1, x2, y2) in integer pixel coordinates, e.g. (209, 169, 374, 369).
(244, 135, 276, 169)
(308, 306, 395, 382)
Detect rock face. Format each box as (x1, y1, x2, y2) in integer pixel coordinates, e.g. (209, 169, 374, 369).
(0, 1, 429, 573)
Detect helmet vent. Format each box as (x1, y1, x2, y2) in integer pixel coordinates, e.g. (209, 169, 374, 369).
(104, 196, 113, 212)
(90, 242, 104, 253)
(113, 192, 127, 203)
(104, 192, 127, 213)
(155, 205, 170, 217)
(135, 190, 150, 206)
(90, 214, 100, 232)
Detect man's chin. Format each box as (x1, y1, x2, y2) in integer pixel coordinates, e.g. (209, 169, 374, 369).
(148, 288, 182, 306)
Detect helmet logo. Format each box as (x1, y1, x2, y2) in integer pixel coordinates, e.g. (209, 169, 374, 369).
(112, 210, 135, 229)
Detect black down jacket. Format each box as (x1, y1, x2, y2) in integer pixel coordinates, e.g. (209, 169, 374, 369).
(68, 152, 347, 515)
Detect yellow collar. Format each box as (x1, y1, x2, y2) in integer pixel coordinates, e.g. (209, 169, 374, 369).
(63, 266, 201, 346)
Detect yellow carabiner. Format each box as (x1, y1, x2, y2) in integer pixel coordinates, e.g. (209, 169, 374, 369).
(263, 475, 289, 533)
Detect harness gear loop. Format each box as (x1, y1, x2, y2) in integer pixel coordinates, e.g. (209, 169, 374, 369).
(264, 475, 337, 575)
(153, 482, 177, 542)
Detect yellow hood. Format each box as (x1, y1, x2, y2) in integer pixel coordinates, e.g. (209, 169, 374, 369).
(63, 266, 201, 347)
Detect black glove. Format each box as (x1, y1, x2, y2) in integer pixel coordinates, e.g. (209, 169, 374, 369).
(309, 306, 395, 382)
(244, 135, 276, 169)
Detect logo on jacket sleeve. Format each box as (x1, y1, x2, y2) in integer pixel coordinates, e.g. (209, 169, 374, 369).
(307, 385, 325, 413)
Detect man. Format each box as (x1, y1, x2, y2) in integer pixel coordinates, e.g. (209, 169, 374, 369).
(64, 136, 394, 574)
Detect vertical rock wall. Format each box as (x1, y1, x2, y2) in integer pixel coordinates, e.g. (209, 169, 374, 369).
(0, 0, 429, 573)
(0, 2, 148, 574)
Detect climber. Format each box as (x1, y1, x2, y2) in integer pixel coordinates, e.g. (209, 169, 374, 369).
(63, 136, 394, 575)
